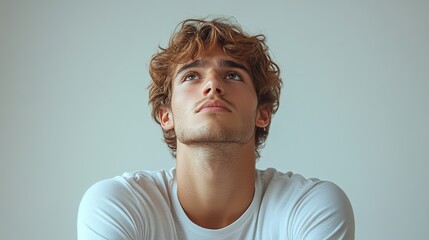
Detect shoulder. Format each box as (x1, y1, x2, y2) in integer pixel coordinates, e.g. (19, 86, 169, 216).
(290, 180, 355, 239)
(77, 169, 175, 239)
(257, 168, 355, 239)
(257, 168, 319, 196)
(257, 168, 351, 203)
(80, 169, 173, 207)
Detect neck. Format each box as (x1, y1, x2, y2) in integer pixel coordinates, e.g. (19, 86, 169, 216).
(175, 141, 256, 229)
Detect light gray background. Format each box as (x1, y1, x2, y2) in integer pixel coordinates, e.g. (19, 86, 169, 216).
(1, 0, 428, 239)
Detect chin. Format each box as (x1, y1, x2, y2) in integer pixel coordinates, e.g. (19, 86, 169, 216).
(177, 126, 252, 145)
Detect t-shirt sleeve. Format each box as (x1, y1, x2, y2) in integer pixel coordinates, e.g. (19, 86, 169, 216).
(290, 181, 355, 240)
(77, 178, 143, 240)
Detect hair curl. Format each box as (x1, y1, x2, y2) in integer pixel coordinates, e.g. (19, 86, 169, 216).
(149, 17, 282, 158)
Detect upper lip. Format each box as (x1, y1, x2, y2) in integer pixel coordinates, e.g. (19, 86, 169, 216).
(196, 99, 232, 112)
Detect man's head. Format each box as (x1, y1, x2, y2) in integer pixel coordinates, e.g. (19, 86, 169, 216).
(149, 17, 282, 158)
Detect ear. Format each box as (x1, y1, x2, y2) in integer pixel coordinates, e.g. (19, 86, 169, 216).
(159, 107, 174, 130)
(256, 106, 270, 128)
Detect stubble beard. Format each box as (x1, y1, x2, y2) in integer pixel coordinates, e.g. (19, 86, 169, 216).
(177, 126, 253, 146)
(175, 115, 255, 147)
(173, 111, 258, 167)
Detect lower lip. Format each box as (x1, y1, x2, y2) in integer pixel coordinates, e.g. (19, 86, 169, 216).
(199, 107, 229, 112)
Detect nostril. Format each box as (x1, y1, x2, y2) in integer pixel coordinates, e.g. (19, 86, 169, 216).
(203, 82, 224, 96)
(204, 88, 212, 94)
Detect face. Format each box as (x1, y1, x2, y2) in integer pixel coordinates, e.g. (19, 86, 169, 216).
(160, 47, 269, 147)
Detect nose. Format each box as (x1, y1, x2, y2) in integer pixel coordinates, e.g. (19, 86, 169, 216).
(202, 73, 225, 97)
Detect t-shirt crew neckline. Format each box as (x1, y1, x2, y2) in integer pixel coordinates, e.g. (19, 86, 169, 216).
(170, 169, 262, 238)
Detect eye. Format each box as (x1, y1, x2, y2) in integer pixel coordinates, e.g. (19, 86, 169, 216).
(225, 72, 242, 81)
(183, 72, 200, 81)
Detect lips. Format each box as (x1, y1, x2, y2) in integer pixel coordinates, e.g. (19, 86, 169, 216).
(196, 100, 232, 113)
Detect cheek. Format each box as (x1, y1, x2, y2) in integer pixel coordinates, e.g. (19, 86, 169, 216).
(235, 86, 258, 106)
(172, 83, 200, 101)
(171, 89, 195, 115)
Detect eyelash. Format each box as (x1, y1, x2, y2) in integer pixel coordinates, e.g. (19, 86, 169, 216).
(183, 72, 200, 81)
(182, 71, 243, 82)
(225, 72, 242, 81)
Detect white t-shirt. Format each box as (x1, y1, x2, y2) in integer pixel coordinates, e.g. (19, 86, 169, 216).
(77, 168, 354, 240)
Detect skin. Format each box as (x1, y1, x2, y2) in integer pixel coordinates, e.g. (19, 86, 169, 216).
(159, 46, 270, 229)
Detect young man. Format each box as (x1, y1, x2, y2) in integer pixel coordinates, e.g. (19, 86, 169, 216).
(78, 18, 355, 239)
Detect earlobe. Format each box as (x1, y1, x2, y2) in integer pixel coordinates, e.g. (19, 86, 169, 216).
(159, 107, 174, 130)
(256, 107, 270, 128)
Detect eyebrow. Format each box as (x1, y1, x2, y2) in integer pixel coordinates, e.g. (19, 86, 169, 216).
(217, 59, 250, 74)
(174, 59, 250, 78)
(175, 60, 207, 77)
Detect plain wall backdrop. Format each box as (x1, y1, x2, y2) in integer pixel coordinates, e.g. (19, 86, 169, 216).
(1, 0, 428, 239)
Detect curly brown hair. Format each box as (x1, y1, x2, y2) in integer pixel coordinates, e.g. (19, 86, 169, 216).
(149, 17, 282, 158)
